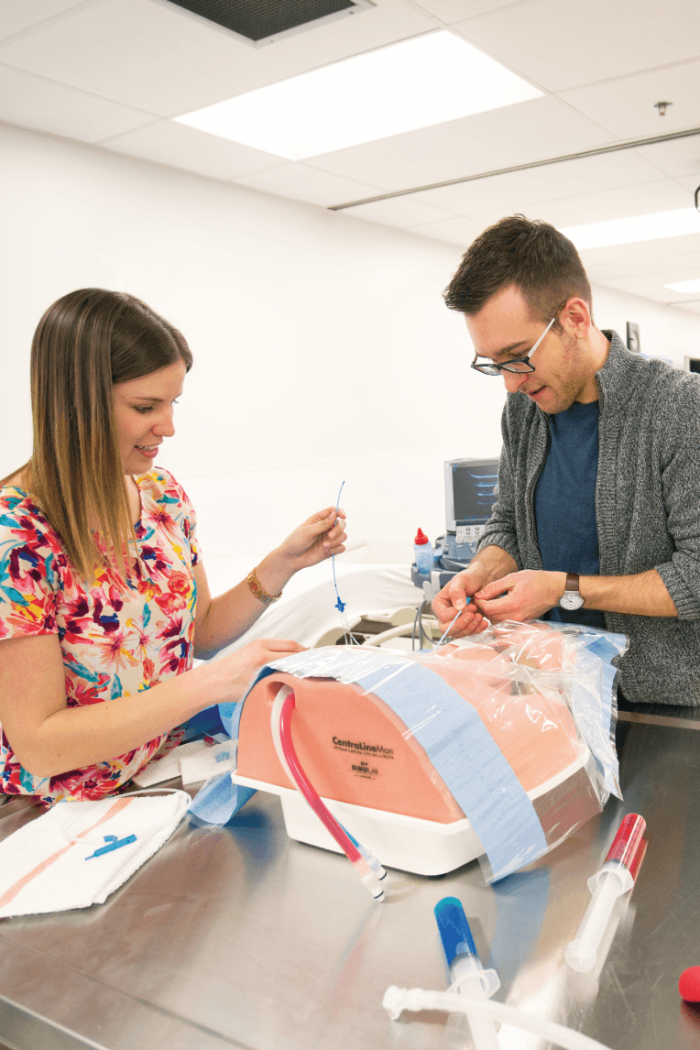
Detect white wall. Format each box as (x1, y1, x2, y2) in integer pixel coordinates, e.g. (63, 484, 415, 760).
(592, 284, 700, 365)
(2, 122, 700, 569)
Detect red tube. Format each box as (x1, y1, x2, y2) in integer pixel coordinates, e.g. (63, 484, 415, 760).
(279, 691, 362, 865)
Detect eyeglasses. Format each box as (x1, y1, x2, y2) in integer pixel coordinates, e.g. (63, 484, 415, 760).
(471, 314, 558, 376)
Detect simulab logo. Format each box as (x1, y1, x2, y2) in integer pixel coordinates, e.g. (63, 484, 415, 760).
(352, 760, 379, 777)
(332, 736, 394, 758)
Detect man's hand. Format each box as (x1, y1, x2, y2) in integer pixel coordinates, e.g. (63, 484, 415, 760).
(475, 569, 566, 623)
(433, 569, 490, 636)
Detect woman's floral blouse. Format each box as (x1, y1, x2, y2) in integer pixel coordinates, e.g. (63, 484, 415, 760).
(0, 468, 199, 803)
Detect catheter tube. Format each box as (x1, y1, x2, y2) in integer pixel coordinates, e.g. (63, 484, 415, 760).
(383, 987, 614, 1050)
(273, 689, 361, 863)
(271, 687, 385, 899)
(450, 962, 500, 1050)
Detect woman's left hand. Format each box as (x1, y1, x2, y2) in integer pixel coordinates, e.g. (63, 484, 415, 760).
(277, 507, 347, 571)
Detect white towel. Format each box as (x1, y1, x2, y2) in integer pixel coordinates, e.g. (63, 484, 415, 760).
(0, 789, 190, 918)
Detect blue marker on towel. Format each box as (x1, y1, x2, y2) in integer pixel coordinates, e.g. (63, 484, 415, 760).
(86, 834, 137, 859)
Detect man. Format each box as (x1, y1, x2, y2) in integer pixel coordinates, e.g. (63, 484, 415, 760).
(434, 215, 700, 706)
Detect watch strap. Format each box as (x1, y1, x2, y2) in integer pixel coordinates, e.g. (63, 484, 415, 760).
(565, 572, 580, 594)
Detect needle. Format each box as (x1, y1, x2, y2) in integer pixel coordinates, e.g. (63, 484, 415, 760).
(435, 601, 471, 648)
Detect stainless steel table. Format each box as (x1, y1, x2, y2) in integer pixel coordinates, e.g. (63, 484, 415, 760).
(1, 707, 699, 1050)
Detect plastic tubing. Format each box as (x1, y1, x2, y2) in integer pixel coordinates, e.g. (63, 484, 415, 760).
(360, 623, 418, 648)
(383, 987, 615, 1050)
(270, 688, 382, 888)
(270, 686, 385, 900)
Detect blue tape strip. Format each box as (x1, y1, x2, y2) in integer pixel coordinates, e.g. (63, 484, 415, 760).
(187, 770, 256, 827)
(188, 667, 278, 827)
(570, 645, 621, 799)
(353, 660, 547, 880)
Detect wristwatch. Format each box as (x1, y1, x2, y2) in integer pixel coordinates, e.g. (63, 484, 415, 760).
(559, 573, 585, 611)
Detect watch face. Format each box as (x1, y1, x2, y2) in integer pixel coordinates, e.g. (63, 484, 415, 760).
(559, 592, 584, 611)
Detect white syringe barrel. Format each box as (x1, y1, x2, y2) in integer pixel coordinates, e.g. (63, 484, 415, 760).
(564, 866, 626, 972)
(565, 813, 646, 973)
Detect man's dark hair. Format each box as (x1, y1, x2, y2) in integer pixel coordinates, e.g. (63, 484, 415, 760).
(443, 215, 592, 324)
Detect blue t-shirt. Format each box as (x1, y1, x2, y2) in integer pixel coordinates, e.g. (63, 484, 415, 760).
(534, 400, 606, 629)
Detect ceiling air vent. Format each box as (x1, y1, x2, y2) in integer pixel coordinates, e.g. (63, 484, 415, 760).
(161, 0, 376, 46)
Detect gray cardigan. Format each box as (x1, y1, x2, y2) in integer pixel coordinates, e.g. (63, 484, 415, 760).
(479, 331, 700, 706)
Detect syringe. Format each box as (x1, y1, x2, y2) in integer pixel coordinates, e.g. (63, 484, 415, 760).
(565, 813, 647, 973)
(434, 896, 500, 1050)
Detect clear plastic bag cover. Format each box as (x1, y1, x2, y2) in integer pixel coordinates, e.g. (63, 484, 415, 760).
(192, 620, 626, 882)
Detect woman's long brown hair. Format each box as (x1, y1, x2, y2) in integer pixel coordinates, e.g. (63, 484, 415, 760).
(3, 289, 192, 579)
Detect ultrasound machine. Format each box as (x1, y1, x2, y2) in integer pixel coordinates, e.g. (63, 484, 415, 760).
(412, 457, 500, 599)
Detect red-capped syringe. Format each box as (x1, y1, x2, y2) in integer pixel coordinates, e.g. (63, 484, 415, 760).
(565, 813, 647, 973)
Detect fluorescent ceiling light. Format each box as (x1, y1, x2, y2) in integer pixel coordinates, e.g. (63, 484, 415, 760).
(664, 278, 700, 293)
(562, 209, 700, 250)
(174, 31, 542, 159)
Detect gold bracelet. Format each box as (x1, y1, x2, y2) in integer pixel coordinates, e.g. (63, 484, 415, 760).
(246, 567, 283, 606)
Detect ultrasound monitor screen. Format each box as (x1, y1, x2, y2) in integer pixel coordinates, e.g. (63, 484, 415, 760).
(445, 458, 499, 529)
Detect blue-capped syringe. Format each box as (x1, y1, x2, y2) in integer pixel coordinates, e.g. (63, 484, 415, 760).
(386, 895, 618, 1048)
(434, 896, 500, 1050)
(386, 896, 618, 1049)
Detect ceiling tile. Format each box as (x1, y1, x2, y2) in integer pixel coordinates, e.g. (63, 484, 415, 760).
(677, 173, 700, 194)
(559, 59, 700, 140)
(404, 214, 488, 246)
(468, 178, 692, 230)
(452, 0, 700, 92)
(0, 0, 436, 117)
(309, 95, 614, 191)
(579, 236, 700, 277)
(659, 267, 700, 287)
(584, 262, 633, 283)
(409, 0, 526, 21)
(415, 150, 664, 215)
(0, 63, 155, 142)
(233, 164, 381, 208)
(101, 120, 282, 180)
(342, 195, 454, 228)
(634, 136, 700, 177)
(601, 273, 700, 306)
(0, 0, 85, 43)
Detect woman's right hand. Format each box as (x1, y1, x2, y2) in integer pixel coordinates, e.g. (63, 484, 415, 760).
(209, 637, 305, 702)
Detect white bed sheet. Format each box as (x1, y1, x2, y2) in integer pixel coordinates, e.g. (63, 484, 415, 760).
(202, 555, 420, 655)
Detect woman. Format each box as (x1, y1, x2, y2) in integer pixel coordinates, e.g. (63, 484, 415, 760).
(0, 289, 346, 804)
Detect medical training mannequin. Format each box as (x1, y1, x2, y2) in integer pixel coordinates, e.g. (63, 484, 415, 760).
(0, 288, 346, 803)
